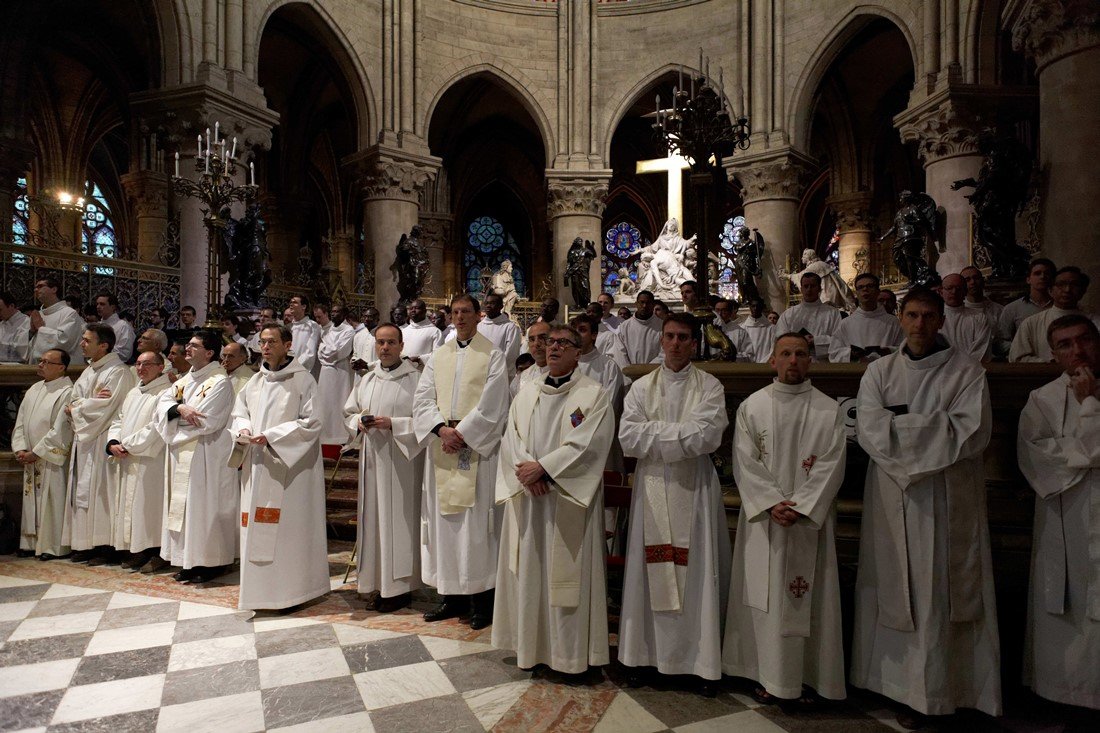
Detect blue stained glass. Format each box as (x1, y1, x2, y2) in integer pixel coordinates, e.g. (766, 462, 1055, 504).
(80, 180, 116, 261)
(464, 216, 525, 297)
(12, 176, 28, 246)
(601, 221, 644, 295)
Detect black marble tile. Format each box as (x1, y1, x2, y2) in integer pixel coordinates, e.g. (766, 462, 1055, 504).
(0, 688, 64, 731)
(0, 619, 19, 643)
(0, 583, 50, 604)
(625, 684, 749, 728)
(28, 592, 112, 618)
(260, 675, 364, 729)
(253, 623, 339, 658)
(71, 645, 172, 686)
(437, 649, 534, 693)
(47, 708, 160, 733)
(161, 658, 261, 707)
(0, 632, 93, 667)
(97, 601, 180, 630)
(754, 703, 899, 733)
(172, 612, 255, 644)
(368, 693, 484, 733)
(342, 634, 432, 674)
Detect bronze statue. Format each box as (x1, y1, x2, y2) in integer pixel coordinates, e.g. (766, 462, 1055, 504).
(951, 131, 1032, 280)
(391, 225, 429, 305)
(730, 224, 765, 305)
(880, 190, 940, 287)
(223, 203, 272, 312)
(563, 237, 597, 308)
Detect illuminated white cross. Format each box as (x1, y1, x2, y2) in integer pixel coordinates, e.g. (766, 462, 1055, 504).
(635, 151, 690, 226)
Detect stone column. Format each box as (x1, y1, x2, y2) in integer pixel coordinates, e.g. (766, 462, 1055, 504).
(826, 191, 873, 285)
(121, 170, 170, 263)
(1011, 0, 1100, 311)
(348, 145, 439, 315)
(546, 174, 609, 309)
(730, 151, 815, 313)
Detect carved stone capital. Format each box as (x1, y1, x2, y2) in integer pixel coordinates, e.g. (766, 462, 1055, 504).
(346, 145, 440, 204)
(895, 94, 987, 165)
(730, 152, 816, 204)
(545, 173, 610, 219)
(1010, 0, 1100, 71)
(120, 170, 170, 217)
(130, 84, 280, 153)
(826, 192, 874, 233)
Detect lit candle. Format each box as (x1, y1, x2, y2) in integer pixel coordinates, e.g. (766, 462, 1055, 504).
(230, 136, 237, 159)
(174, 151, 179, 177)
(214, 121, 219, 143)
(205, 154, 209, 174)
(197, 134, 202, 158)
(250, 161, 255, 186)
(655, 94, 660, 116)
(205, 128, 210, 156)
(672, 87, 678, 112)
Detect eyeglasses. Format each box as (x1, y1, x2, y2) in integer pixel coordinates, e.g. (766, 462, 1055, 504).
(546, 338, 578, 348)
(37, 359, 64, 366)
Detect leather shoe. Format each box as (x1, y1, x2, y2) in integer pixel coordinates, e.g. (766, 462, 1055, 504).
(38, 553, 67, 561)
(374, 593, 411, 613)
(140, 556, 169, 574)
(698, 680, 719, 698)
(423, 596, 469, 622)
(468, 614, 492, 630)
(15, 549, 34, 558)
(121, 553, 146, 570)
(173, 568, 197, 582)
(70, 549, 96, 563)
(187, 565, 225, 584)
(85, 554, 109, 566)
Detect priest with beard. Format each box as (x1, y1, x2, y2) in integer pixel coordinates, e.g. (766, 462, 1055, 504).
(478, 292, 522, 378)
(344, 323, 425, 612)
(829, 273, 903, 363)
(316, 303, 356, 444)
(64, 324, 136, 564)
(610, 290, 663, 368)
(511, 321, 549, 397)
(775, 273, 842, 362)
(1017, 314, 1100, 711)
(618, 313, 731, 696)
(401, 298, 444, 366)
(414, 294, 510, 630)
(232, 324, 329, 610)
(851, 287, 1000, 729)
(154, 330, 238, 584)
(723, 333, 847, 706)
(493, 324, 615, 677)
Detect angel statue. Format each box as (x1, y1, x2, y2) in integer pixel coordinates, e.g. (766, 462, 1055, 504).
(491, 259, 519, 314)
(789, 249, 856, 310)
(222, 203, 272, 312)
(563, 237, 598, 308)
(727, 221, 765, 305)
(390, 225, 429, 305)
(879, 190, 941, 287)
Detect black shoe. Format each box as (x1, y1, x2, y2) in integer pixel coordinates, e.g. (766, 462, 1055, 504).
(468, 614, 492, 630)
(38, 553, 64, 561)
(140, 556, 169, 574)
(698, 680, 719, 698)
(623, 667, 645, 688)
(121, 553, 146, 570)
(70, 549, 96, 563)
(374, 593, 411, 613)
(896, 708, 931, 730)
(468, 589, 494, 629)
(15, 549, 34, 558)
(102, 549, 124, 566)
(423, 595, 470, 622)
(187, 565, 225, 584)
(173, 568, 197, 582)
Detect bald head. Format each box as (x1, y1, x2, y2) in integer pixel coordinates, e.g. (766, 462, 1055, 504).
(941, 273, 967, 307)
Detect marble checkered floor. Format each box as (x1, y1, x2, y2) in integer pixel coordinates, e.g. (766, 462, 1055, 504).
(0, 546, 1079, 732)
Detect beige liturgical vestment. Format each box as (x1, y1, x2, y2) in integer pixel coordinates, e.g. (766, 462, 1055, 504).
(13, 376, 73, 555)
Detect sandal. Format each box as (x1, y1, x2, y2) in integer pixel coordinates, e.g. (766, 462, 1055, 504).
(751, 687, 781, 705)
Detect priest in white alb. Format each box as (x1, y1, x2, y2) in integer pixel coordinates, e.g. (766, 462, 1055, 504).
(829, 273, 903, 362)
(316, 303, 355, 444)
(618, 313, 731, 695)
(1011, 266, 1091, 363)
(95, 292, 135, 363)
(13, 349, 73, 559)
(775, 272, 842, 362)
(941, 273, 992, 361)
(493, 324, 615, 675)
(511, 321, 549, 397)
(220, 341, 253, 395)
(741, 299, 777, 364)
(414, 294, 511, 630)
(723, 332, 846, 705)
(28, 276, 84, 365)
(479, 292, 522, 378)
(154, 330, 238, 584)
(344, 322, 425, 612)
(232, 324, 330, 610)
(1017, 314, 1100, 710)
(64, 324, 136, 564)
(351, 319, 377, 375)
(288, 294, 322, 379)
(401, 298, 444, 366)
(571, 313, 625, 473)
(105, 350, 171, 572)
(713, 298, 756, 362)
(611, 290, 663, 368)
(851, 287, 1001, 728)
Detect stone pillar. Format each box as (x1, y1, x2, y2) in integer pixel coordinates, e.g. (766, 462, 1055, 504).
(546, 174, 609, 309)
(1011, 0, 1100, 311)
(730, 151, 815, 313)
(121, 170, 170, 263)
(348, 145, 439, 315)
(826, 191, 873, 285)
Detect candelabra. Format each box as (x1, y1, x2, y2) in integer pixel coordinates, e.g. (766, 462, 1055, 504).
(171, 121, 258, 326)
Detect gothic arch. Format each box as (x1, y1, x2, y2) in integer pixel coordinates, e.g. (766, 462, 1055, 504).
(150, 0, 188, 87)
(600, 63, 702, 166)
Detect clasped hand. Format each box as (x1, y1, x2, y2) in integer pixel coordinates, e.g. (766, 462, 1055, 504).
(1069, 366, 1099, 404)
(438, 426, 465, 454)
(769, 500, 800, 527)
(515, 460, 549, 496)
(177, 404, 206, 427)
(237, 429, 267, 446)
(15, 450, 39, 465)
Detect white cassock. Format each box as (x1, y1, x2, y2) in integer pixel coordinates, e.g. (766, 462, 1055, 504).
(601, 314, 623, 333)
(64, 352, 136, 551)
(492, 373, 615, 673)
(290, 318, 323, 379)
(154, 362, 238, 568)
(618, 364, 731, 680)
(943, 305, 991, 361)
(1017, 374, 1100, 709)
(101, 313, 135, 363)
(965, 298, 1003, 342)
(714, 320, 756, 362)
(510, 363, 547, 398)
(576, 349, 625, 472)
(828, 306, 903, 363)
(610, 314, 663, 368)
(479, 314, 522, 377)
(402, 319, 444, 361)
(723, 380, 846, 700)
(997, 296, 1048, 354)
(317, 321, 355, 443)
(231, 359, 329, 610)
(413, 333, 510, 594)
(595, 329, 617, 359)
(106, 374, 171, 553)
(852, 344, 1001, 717)
(13, 377, 73, 555)
(344, 360, 425, 598)
(0, 310, 30, 363)
(774, 302, 842, 362)
(30, 301, 84, 364)
(740, 316, 777, 364)
(352, 327, 376, 370)
(1010, 307, 1085, 363)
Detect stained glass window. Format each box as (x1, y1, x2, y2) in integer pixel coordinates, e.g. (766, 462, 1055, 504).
(826, 227, 840, 268)
(601, 221, 643, 294)
(717, 216, 745, 301)
(81, 180, 116, 259)
(11, 176, 28, 263)
(464, 216, 525, 296)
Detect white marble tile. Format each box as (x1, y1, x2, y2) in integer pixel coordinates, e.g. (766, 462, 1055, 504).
(156, 690, 265, 733)
(729, 692, 763, 709)
(0, 600, 36, 622)
(0, 575, 44, 588)
(107, 591, 175, 610)
(176, 600, 238, 620)
(249, 615, 321, 633)
(258, 647, 350, 689)
(9, 610, 103, 641)
(462, 679, 530, 730)
(85, 620, 176, 656)
(268, 711, 375, 733)
(7, 728, 47, 733)
(354, 660, 456, 710)
(0, 658, 79, 698)
(593, 692, 667, 733)
(168, 632, 257, 672)
(420, 635, 495, 660)
(331, 623, 404, 646)
(50, 673, 165, 724)
(40, 584, 107, 599)
(857, 706, 910, 733)
(675, 710, 787, 733)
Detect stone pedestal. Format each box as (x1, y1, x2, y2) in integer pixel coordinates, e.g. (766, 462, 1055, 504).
(827, 192, 873, 285)
(546, 173, 609, 309)
(121, 170, 170, 263)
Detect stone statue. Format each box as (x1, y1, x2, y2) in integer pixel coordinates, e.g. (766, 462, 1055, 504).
(563, 237, 597, 308)
(615, 267, 638, 298)
(879, 190, 941, 287)
(951, 131, 1032, 280)
(222, 203, 272, 312)
(789, 248, 856, 310)
(634, 217, 697, 301)
(490, 259, 520, 314)
(390, 225, 429, 305)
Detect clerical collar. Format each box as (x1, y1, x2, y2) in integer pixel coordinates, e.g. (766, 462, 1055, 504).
(381, 361, 401, 371)
(545, 370, 574, 388)
(902, 335, 949, 361)
(263, 358, 293, 372)
(772, 379, 812, 394)
(456, 337, 473, 348)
